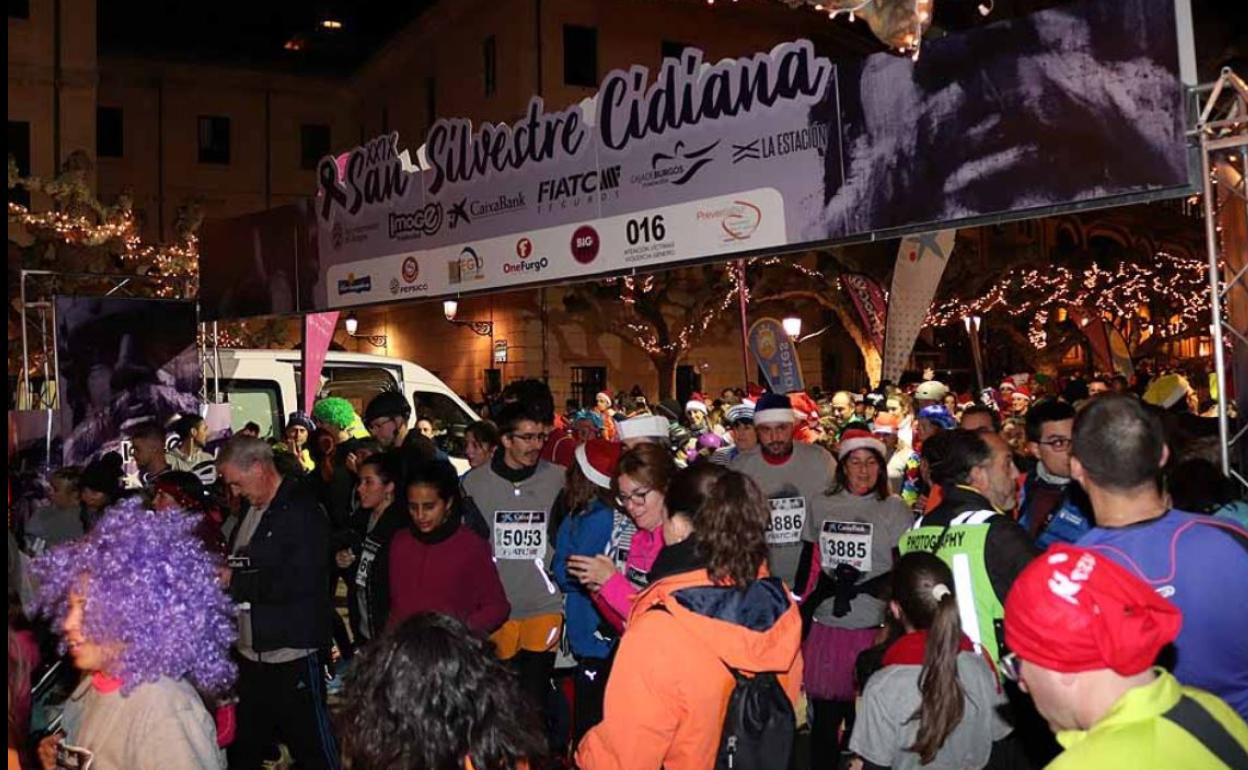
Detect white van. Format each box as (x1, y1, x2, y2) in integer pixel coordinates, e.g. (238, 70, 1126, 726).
(209, 349, 478, 468)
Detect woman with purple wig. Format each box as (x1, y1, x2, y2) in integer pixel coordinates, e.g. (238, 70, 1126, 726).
(31, 498, 236, 770)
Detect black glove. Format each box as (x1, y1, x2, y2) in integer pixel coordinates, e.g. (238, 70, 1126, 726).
(831, 563, 864, 618)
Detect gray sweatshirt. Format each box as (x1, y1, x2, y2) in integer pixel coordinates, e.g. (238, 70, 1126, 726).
(731, 442, 836, 587)
(462, 460, 564, 619)
(850, 652, 1011, 770)
(802, 490, 914, 628)
(60, 675, 225, 770)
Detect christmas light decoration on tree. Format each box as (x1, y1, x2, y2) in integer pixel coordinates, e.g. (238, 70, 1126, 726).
(925, 251, 1218, 350)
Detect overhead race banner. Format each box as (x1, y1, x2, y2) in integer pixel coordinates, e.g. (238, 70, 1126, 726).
(748, 318, 805, 394)
(198, 0, 1192, 319)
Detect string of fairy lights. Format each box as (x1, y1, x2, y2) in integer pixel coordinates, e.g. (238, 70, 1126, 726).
(8, 201, 199, 299)
(926, 251, 1221, 349)
(617, 268, 747, 356)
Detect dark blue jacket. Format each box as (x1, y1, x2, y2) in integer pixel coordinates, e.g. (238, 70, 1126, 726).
(1018, 471, 1092, 548)
(553, 498, 618, 660)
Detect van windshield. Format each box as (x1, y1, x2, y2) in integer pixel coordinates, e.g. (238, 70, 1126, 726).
(412, 390, 474, 459)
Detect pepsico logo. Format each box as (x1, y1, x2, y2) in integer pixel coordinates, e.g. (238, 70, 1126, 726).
(402, 256, 420, 283)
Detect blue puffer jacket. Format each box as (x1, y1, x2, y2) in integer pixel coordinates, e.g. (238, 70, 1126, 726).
(1018, 471, 1093, 548)
(553, 498, 619, 660)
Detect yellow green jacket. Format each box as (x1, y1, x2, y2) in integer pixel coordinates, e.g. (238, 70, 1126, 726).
(1048, 670, 1248, 770)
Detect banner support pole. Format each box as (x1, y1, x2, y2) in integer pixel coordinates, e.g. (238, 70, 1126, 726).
(737, 260, 751, 388)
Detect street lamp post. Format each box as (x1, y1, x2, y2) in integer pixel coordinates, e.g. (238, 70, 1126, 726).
(344, 312, 388, 348)
(443, 299, 494, 337)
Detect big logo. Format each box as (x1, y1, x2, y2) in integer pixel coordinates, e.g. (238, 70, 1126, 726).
(570, 226, 600, 265)
(337, 273, 372, 295)
(388, 202, 444, 240)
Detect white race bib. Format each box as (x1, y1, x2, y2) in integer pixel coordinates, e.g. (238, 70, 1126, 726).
(819, 521, 873, 572)
(766, 497, 806, 545)
(355, 545, 377, 589)
(494, 511, 547, 560)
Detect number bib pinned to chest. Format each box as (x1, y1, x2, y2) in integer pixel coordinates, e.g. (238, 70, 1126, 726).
(820, 520, 873, 572)
(766, 497, 806, 545)
(494, 511, 548, 560)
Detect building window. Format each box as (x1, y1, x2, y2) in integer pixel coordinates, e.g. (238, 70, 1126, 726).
(676, 365, 702, 406)
(425, 77, 436, 128)
(97, 107, 124, 158)
(483, 36, 497, 96)
(9, 0, 29, 19)
(8, 121, 30, 207)
(300, 123, 330, 170)
(197, 115, 231, 165)
(661, 40, 693, 62)
(563, 25, 598, 88)
(570, 366, 607, 410)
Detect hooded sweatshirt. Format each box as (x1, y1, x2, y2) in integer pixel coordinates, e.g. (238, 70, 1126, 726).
(577, 557, 804, 770)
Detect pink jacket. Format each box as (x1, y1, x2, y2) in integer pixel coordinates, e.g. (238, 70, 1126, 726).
(594, 526, 665, 632)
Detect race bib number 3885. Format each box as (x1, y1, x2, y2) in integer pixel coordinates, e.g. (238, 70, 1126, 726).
(820, 521, 873, 572)
(766, 498, 805, 545)
(494, 511, 547, 560)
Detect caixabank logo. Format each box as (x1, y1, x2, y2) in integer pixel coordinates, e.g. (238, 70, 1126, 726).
(536, 166, 621, 213)
(503, 237, 550, 276)
(337, 273, 372, 295)
(390, 256, 429, 296)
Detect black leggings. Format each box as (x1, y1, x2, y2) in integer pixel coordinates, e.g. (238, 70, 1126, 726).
(810, 698, 855, 770)
(572, 656, 613, 748)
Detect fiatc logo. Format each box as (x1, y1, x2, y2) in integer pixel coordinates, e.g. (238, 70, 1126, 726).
(696, 200, 762, 243)
(536, 166, 621, 212)
(390, 256, 429, 296)
(387, 202, 444, 241)
(503, 237, 549, 276)
(337, 273, 372, 296)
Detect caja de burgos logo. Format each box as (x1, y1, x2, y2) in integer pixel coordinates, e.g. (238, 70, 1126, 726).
(504, 237, 549, 275)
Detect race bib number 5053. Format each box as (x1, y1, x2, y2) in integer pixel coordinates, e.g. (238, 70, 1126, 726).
(766, 498, 805, 545)
(494, 511, 547, 560)
(820, 521, 873, 572)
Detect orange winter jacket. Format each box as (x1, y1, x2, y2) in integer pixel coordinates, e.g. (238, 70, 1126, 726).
(576, 568, 804, 770)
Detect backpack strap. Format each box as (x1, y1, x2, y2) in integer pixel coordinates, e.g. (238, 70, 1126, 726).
(1162, 695, 1248, 769)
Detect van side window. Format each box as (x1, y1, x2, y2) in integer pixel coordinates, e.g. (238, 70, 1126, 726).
(222, 379, 283, 440)
(305, 365, 400, 419)
(412, 391, 474, 459)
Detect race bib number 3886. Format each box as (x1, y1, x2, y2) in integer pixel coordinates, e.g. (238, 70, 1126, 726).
(766, 498, 806, 545)
(494, 511, 547, 560)
(820, 521, 873, 572)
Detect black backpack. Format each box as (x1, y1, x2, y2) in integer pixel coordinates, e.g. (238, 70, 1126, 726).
(715, 664, 796, 770)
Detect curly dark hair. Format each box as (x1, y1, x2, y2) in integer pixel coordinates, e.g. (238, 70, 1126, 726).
(337, 613, 546, 770)
(694, 470, 770, 588)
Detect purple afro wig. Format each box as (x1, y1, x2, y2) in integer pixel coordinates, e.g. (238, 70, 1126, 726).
(31, 497, 237, 695)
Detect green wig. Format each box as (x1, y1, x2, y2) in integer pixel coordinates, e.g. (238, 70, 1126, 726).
(312, 396, 358, 431)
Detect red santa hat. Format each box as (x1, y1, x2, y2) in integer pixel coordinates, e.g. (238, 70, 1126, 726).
(575, 438, 622, 489)
(685, 393, 709, 414)
(837, 428, 887, 461)
(595, 391, 613, 407)
(1012, 386, 1032, 400)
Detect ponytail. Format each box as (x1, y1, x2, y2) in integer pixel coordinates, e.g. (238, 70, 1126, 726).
(893, 552, 966, 765)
